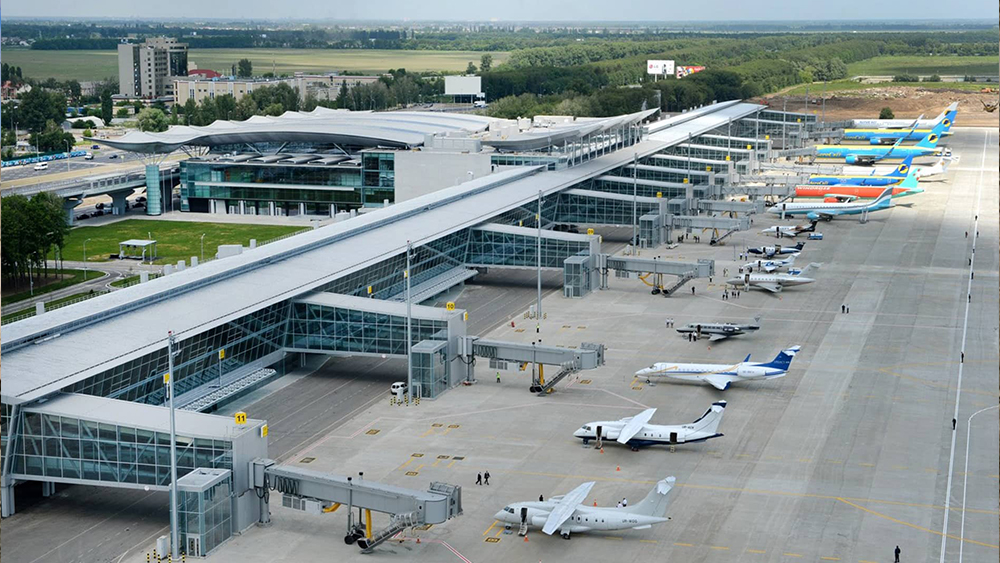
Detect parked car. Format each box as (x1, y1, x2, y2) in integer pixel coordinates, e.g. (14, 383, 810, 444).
(95, 203, 105, 210)
(807, 233, 824, 240)
(76, 213, 90, 220)
(84, 152, 94, 160)
(33, 162, 49, 171)
(108, 154, 119, 159)
(390, 381, 408, 397)
(91, 144, 100, 149)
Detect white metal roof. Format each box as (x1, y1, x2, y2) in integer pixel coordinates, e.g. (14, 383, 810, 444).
(3, 101, 762, 405)
(92, 108, 497, 153)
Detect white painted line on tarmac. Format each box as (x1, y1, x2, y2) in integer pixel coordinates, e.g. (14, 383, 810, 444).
(939, 127, 989, 563)
(959, 405, 1000, 563)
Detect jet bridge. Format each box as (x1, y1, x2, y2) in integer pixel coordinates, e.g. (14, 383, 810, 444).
(251, 458, 462, 553)
(458, 337, 605, 393)
(597, 254, 714, 295)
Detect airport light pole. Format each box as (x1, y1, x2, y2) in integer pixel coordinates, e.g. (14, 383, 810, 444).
(83, 238, 91, 281)
(536, 190, 542, 324)
(166, 331, 180, 560)
(200, 233, 206, 264)
(63, 139, 71, 172)
(405, 241, 413, 403)
(631, 153, 638, 251)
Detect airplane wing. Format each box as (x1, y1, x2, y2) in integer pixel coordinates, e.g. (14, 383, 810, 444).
(617, 408, 657, 444)
(542, 482, 595, 535)
(708, 333, 730, 342)
(806, 211, 835, 221)
(756, 282, 783, 293)
(700, 374, 733, 391)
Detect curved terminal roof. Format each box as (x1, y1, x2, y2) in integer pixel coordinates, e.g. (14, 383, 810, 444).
(94, 108, 498, 153)
(481, 109, 658, 152)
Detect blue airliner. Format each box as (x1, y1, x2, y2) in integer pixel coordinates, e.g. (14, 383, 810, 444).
(807, 155, 914, 186)
(842, 108, 956, 144)
(814, 122, 945, 164)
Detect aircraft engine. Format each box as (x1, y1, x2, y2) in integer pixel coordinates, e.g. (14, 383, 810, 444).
(845, 155, 859, 165)
(737, 365, 765, 378)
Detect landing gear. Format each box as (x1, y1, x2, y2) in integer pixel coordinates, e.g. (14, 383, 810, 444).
(561, 532, 571, 540)
(344, 534, 358, 545)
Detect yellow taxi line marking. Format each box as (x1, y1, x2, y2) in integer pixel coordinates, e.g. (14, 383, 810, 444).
(837, 498, 999, 549)
(639, 539, 658, 544)
(821, 557, 841, 561)
(420, 428, 435, 438)
(397, 458, 414, 471)
(674, 542, 694, 547)
(447, 460, 458, 468)
(494, 528, 503, 538)
(784, 553, 803, 557)
(747, 549, 766, 554)
(710, 546, 730, 550)
(483, 521, 498, 536)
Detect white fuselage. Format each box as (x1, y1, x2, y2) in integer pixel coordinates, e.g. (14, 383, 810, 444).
(635, 361, 781, 384)
(768, 198, 887, 216)
(676, 323, 756, 336)
(494, 502, 666, 534)
(573, 421, 719, 446)
(728, 272, 814, 288)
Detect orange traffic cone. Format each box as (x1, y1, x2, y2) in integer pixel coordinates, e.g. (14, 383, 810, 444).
(600, 447, 604, 454)
(593, 500, 597, 507)
(524, 535, 529, 542)
(616, 465, 621, 471)
(416, 538, 421, 544)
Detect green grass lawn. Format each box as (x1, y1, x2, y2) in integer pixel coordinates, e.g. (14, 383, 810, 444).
(780, 79, 991, 96)
(0, 48, 510, 82)
(1, 290, 104, 322)
(54, 219, 308, 265)
(1, 269, 91, 306)
(847, 55, 999, 77)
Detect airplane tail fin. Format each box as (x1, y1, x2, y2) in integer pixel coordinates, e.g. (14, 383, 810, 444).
(798, 263, 821, 277)
(759, 345, 801, 371)
(629, 476, 676, 518)
(916, 122, 944, 148)
(887, 154, 913, 178)
(897, 169, 919, 189)
(752, 314, 762, 325)
(794, 241, 805, 250)
(690, 401, 727, 435)
(785, 253, 798, 267)
(872, 187, 894, 207)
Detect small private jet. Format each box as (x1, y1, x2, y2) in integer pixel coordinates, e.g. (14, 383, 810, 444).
(676, 316, 762, 341)
(727, 263, 820, 293)
(635, 346, 800, 390)
(747, 241, 805, 258)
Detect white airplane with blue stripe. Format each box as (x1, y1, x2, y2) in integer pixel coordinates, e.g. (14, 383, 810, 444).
(574, 401, 727, 450)
(635, 346, 800, 390)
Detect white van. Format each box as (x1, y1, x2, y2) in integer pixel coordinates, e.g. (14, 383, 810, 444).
(33, 162, 49, 171)
(390, 382, 408, 397)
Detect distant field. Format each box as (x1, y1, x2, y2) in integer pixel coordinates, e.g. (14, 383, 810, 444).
(780, 79, 993, 96)
(847, 55, 999, 77)
(0, 48, 510, 82)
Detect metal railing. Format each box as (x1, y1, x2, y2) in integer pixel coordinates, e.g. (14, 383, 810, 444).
(1, 290, 108, 325)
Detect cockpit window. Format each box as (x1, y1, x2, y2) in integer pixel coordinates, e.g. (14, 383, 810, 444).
(582, 425, 591, 431)
(504, 507, 515, 514)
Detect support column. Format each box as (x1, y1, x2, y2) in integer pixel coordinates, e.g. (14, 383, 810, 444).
(108, 188, 135, 216)
(63, 196, 82, 226)
(145, 164, 163, 216)
(1, 405, 21, 518)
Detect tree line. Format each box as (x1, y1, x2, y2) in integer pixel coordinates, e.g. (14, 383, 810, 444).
(1, 192, 71, 291)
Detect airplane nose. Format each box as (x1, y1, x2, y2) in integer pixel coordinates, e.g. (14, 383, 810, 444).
(493, 511, 507, 521)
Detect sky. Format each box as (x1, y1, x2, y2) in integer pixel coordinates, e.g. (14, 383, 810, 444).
(1, 0, 996, 22)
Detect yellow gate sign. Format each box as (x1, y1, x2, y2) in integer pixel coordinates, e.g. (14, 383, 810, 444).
(163, 373, 170, 384)
(260, 424, 269, 438)
(446, 302, 456, 311)
(587, 228, 595, 235)
(219, 349, 225, 360)
(235, 412, 248, 425)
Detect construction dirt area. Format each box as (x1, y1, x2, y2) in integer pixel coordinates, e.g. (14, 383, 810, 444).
(757, 86, 1000, 127)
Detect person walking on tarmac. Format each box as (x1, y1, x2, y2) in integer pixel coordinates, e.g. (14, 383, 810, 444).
(484, 470, 491, 486)
(894, 545, 901, 563)
(496, 372, 501, 383)
(476, 472, 482, 486)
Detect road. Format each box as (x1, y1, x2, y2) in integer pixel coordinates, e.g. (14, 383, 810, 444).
(1, 152, 185, 191)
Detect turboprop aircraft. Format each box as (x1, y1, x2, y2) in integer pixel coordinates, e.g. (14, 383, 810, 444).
(747, 241, 804, 258)
(635, 346, 800, 390)
(574, 402, 727, 450)
(759, 221, 817, 238)
(494, 477, 676, 539)
(741, 253, 799, 274)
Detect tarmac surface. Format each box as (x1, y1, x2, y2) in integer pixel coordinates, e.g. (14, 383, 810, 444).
(131, 126, 994, 563)
(3, 128, 995, 563)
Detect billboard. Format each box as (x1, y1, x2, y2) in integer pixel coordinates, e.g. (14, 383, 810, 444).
(676, 65, 706, 79)
(445, 75, 482, 96)
(646, 59, 675, 76)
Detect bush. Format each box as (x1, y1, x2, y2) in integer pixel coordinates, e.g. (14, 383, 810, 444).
(893, 74, 919, 83)
(82, 128, 92, 137)
(879, 107, 894, 119)
(963, 75, 977, 83)
(924, 74, 942, 82)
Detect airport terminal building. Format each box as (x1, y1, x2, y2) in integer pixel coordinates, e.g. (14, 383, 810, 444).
(2, 101, 817, 553)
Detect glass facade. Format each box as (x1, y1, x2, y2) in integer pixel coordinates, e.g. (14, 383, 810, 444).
(588, 177, 690, 199)
(10, 411, 232, 486)
(179, 472, 233, 556)
(63, 302, 289, 406)
(286, 302, 450, 356)
(491, 154, 561, 170)
(466, 229, 593, 269)
(411, 341, 449, 398)
(553, 192, 662, 225)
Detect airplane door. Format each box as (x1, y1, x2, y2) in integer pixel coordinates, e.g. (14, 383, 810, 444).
(596, 425, 603, 439)
(520, 507, 528, 524)
(669, 432, 678, 444)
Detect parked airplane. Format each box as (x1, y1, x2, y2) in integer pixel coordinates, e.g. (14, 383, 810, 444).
(769, 186, 896, 221)
(494, 477, 676, 539)
(843, 109, 956, 143)
(912, 156, 954, 179)
(676, 316, 762, 341)
(635, 346, 800, 389)
(726, 264, 820, 293)
(759, 221, 817, 238)
(574, 401, 727, 450)
(807, 155, 914, 187)
(814, 122, 946, 164)
(851, 102, 958, 129)
(747, 241, 804, 258)
(741, 253, 798, 274)
(796, 169, 924, 200)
